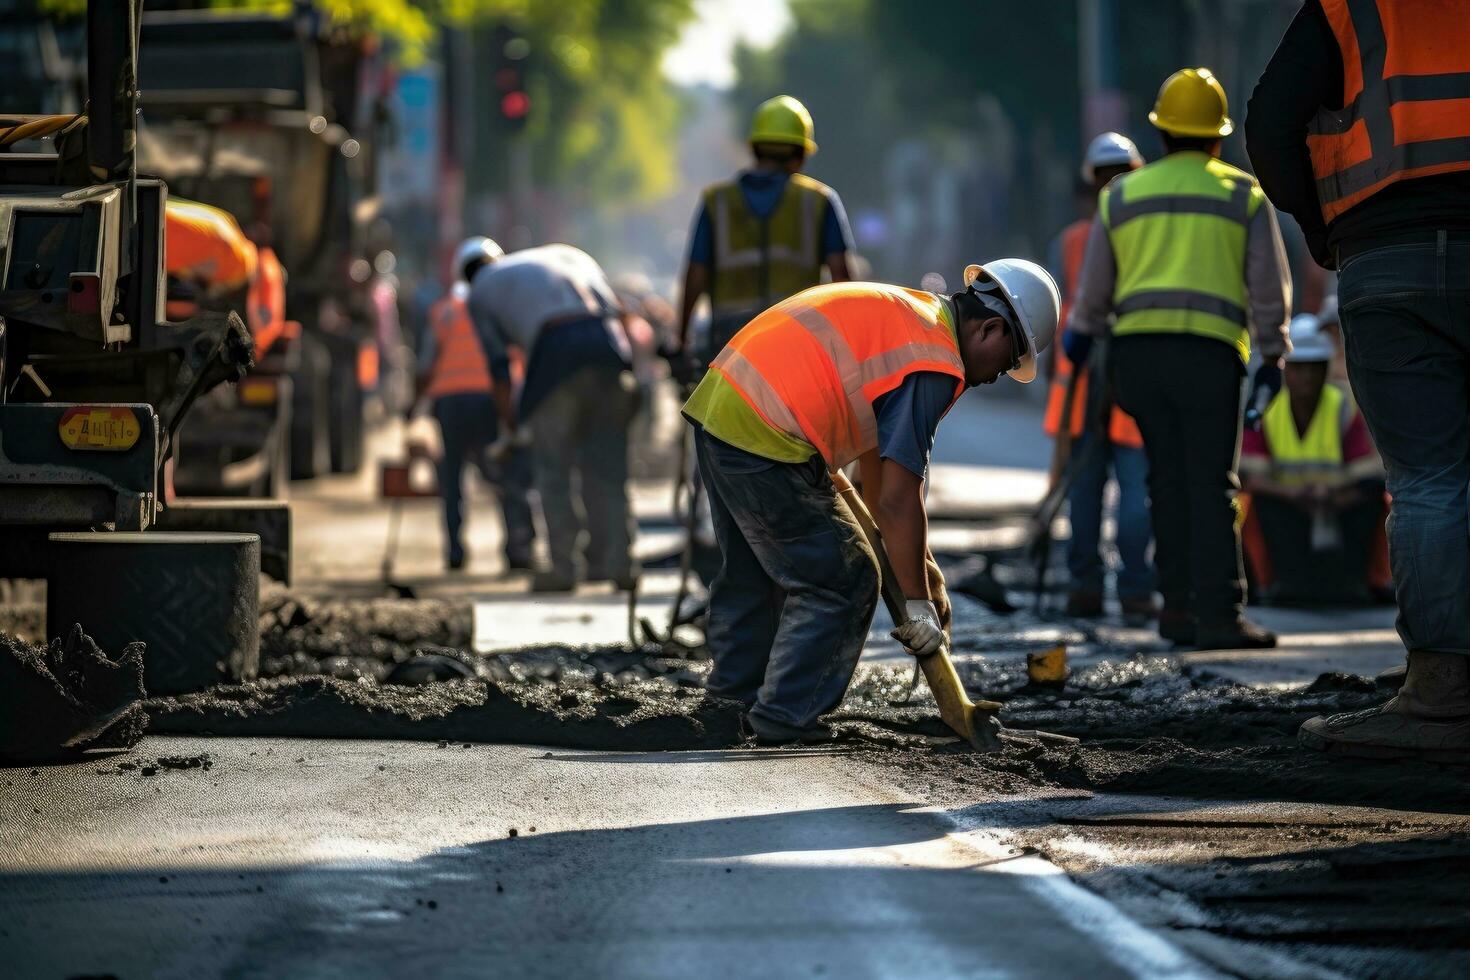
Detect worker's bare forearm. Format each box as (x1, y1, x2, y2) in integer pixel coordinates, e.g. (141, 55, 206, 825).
(873, 460, 929, 601)
(678, 262, 709, 348)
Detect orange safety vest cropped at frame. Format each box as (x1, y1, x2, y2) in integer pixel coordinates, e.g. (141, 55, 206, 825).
(1308, 0, 1470, 223)
(706, 282, 967, 468)
(424, 294, 494, 400)
(1043, 219, 1143, 448)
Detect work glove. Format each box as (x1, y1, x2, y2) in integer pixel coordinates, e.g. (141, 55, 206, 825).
(488, 426, 532, 463)
(1244, 363, 1283, 431)
(925, 553, 952, 636)
(1062, 331, 1094, 368)
(891, 599, 945, 658)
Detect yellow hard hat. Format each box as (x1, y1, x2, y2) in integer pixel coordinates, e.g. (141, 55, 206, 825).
(1148, 68, 1233, 139)
(749, 95, 817, 155)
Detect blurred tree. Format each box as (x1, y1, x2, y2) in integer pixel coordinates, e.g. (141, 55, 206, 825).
(36, 0, 694, 206)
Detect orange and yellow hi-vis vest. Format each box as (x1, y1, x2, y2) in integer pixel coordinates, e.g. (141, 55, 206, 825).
(684, 282, 967, 468)
(1308, 0, 1470, 223)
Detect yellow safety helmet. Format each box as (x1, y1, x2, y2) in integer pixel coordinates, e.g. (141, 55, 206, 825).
(1148, 68, 1233, 139)
(748, 95, 817, 155)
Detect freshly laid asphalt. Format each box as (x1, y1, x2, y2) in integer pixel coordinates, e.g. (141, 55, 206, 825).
(2, 387, 1421, 978)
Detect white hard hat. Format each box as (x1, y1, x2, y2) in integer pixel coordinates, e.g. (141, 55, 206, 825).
(1286, 313, 1335, 363)
(1081, 132, 1144, 182)
(963, 259, 1061, 384)
(454, 236, 503, 281)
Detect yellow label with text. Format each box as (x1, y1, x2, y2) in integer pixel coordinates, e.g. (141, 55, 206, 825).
(58, 406, 141, 451)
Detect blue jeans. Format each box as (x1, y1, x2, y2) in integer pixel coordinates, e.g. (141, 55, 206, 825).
(695, 429, 878, 737)
(432, 393, 535, 568)
(1066, 433, 1155, 600)
(1338, 232, 1470, 655)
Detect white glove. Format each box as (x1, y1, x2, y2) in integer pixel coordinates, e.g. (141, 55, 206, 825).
(488, 427, 532, 462)
(891, 599, 945, 658)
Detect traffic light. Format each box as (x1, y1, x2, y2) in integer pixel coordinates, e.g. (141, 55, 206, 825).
(490, 26, 531, 132)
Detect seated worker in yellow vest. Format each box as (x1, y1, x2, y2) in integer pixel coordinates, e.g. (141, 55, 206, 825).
(675, 95, 854, 368)
(412, 237, 536, 572)
(682, 262, 1060, 743)
(1240, 316, 1386, 605)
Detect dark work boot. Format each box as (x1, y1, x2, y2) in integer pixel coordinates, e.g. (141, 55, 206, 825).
(1158, 609, 1196, 646)
(1194, 617, 1277, 650)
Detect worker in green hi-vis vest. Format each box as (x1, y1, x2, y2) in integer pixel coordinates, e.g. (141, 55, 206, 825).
(674, 95, 855, 369)
(1065, 68, 1293, 653)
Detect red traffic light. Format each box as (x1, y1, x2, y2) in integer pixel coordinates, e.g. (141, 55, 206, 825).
(501, 91, 531, 120)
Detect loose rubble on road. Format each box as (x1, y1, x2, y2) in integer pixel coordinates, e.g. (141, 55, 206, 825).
(7, 585, 1465, 814)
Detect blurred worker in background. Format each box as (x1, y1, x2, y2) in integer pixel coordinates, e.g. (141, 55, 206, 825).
(1240, 315, 1386, 605)
(682, 262, 1059, 743)
(1248, 1, 1470, 758)
(411, 237, 535, 573)
(675, 95, 854, 370)
(1067, 68, 1292, 651)
(469, 243, 639, 593)
(1046, 132, 1155, 623)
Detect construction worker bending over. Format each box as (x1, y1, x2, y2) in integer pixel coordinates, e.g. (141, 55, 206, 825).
(412, 238, 535, 572)
(682, 263, 1059, 743)
(1240, 316, 1385, 605)
(1046, 133, 1155, 622)
(469, 243, 639, 593)
(1066, 68, 1292, 651)
(1247, 1, 1470, 758)
(676, 95, 853, 368)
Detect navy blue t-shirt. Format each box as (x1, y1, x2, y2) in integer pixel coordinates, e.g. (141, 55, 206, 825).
(871, 372, 960, 478)
(687, 170, 853, 267)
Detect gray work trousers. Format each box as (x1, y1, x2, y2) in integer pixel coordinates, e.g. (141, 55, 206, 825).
(528, 365, 639, 582)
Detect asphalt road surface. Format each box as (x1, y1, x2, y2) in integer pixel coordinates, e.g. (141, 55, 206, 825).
(6, 386, 1446, 978)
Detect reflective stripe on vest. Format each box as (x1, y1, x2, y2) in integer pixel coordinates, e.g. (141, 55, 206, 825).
(1309, 0, 1470, 223)
(1102, 153, 1258, 364)
(425, 296, 493, 399)
(1262, 384, 1347, 487)
(705, 175, 826, 318)
(710, 283, 966, 468)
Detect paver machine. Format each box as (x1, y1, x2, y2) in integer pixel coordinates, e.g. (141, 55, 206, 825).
(136, 1, 390, 482)
(0, 0, 263, 695)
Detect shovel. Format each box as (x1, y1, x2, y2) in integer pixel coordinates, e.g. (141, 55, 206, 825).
(832, 471, 1078, 752)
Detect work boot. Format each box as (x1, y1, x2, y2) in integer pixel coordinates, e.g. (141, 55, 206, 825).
(1120, 595, 1159, 627)
(744, 712, 836, 746)
(1394, 650, 1470, 717)
(1194, 617, 1277, 650)
(1158, 609, 1196, 646)
(1300, 653, 1470, 760)
(1065, 590, 1104, 619)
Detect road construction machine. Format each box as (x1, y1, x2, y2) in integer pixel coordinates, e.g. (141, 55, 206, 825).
(0, 0, 265, 695)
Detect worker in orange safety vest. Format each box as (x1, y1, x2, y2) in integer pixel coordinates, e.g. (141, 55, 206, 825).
(681, 262, 1060, 743)
(1045, 132, 1155, 622)
(411, 237, 535, 572)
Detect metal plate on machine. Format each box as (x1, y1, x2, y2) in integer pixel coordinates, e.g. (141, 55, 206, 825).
(57, 406, 142, 451)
